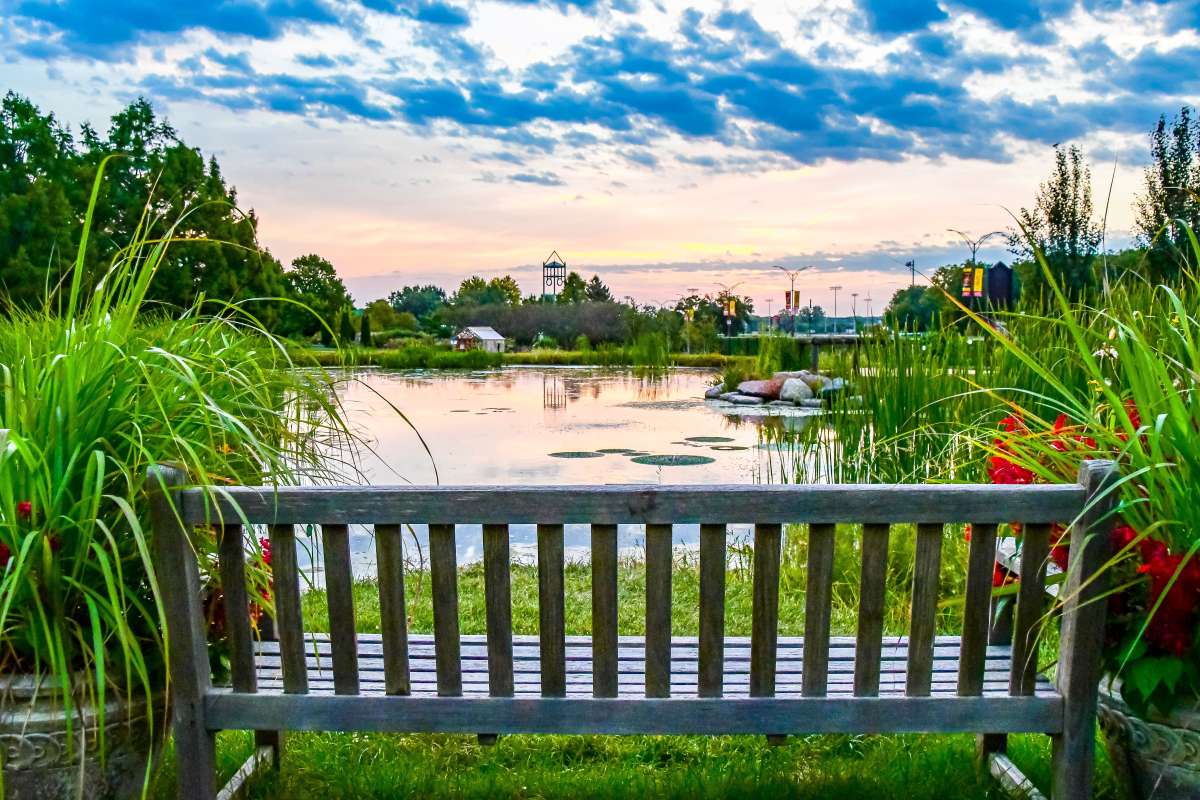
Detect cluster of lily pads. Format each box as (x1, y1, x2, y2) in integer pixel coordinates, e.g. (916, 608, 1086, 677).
(549, 436, 747, 466)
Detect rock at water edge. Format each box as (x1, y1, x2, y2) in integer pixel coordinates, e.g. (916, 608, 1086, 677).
(779, 377, 814, 403)
(737, 378, 784, 400)
(704, 385, 724, 400)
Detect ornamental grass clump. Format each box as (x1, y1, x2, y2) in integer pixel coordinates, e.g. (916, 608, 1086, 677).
(969, 236, 1200, 717)
(0, 162, 353, 770)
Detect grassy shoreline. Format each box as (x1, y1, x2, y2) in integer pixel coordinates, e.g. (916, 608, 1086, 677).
(291, 345, 747, 370)
(152, 538, 1118, 799)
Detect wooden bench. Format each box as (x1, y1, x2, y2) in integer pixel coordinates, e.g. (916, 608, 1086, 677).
(149, 460, 1117, 800)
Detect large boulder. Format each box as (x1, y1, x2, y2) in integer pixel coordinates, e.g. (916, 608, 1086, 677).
(819, 377, 850, 401)
(779, 377, 814, 403)
(719, 392, 742, 403)
(737, 378, 783, 399)
(798, 370, 827, 391)
(772, 370, 808, 381)
(798, 398, 824, 409)
(704, 385, 724, 400)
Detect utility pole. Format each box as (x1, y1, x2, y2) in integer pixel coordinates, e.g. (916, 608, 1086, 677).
(830, 285, 842, 334)
(774, 265, 812, 337)
(905, 260, 916, 286)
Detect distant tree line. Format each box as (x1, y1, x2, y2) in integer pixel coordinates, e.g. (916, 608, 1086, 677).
(885, 105, 1200, 330)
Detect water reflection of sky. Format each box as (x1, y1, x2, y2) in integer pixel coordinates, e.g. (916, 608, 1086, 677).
(298, 366, 819, 582)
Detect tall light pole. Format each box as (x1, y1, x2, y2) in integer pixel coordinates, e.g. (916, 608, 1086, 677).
(715, 281, 744, 338)
(829, 285, 842, 334)
(851, 292, 859, 333)
(947, 229, 1005, 265)
(774, 265, 813, 337)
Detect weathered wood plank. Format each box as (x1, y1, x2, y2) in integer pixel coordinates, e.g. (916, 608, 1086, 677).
(645, 523, 673, 698)
(959, 523, 998, 696)
(697, 523, 726, 698)
(1052, 460, 1118, 800)
(428, 524, 462, 697)
(321, 524, 359, 695)
(803, 524, 836, 697)
(1010, 523, 1050, 697)
(906, 523, 943, 697)
(182, 483, 1086, 526)
(268, 524, 307, 695)
(483, 524, 514, 698)
(536, 524, 566, 698)
(149, 466, 217, 800)
(591, 524, 619, 698)
(214, 745, 275, 800)
(218, 524, 256, 695)
(750, 523, 782, 698)
(855, 524, 890, 697)
(374, 524, 410, 696)
(205, 692, 1065, 736)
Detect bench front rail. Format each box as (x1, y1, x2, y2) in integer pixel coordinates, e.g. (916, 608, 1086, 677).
(148, 461, 1117, 800)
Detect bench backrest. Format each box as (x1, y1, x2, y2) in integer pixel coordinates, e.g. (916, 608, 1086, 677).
(149, 460, 1117, 727)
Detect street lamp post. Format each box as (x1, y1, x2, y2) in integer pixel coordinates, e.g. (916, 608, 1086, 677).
(774, 265, 813, 336)
(851, 292, 858, 333)
(715, 281, 744, 339)
(947, 228, 1005, 265)
(829, 285, 842, 334)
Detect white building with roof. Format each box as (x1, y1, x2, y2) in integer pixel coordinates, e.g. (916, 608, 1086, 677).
(453, 326, 507, 353)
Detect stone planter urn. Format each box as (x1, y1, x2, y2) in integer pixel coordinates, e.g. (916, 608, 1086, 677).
(0, 674, 164, 800)
(1099, 679, 1200, 799)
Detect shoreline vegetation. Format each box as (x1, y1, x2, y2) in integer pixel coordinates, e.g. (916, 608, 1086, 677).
(292, 345, 747, 370)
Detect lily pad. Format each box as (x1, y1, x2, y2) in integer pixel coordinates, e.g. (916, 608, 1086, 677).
(548, 451, 605, 459)
(596, 448, 638, 454)
(630, 454, 716, 466)
(684, 436, 735, 443)
(710, 445, 749, 451)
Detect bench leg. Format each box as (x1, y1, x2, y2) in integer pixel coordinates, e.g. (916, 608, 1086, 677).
(255, 730, 283, 769)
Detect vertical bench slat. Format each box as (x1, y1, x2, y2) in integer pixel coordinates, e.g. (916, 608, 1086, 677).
(906, 523, 943, 697)
(750, 523, 782, 698)
(428, 523, 462, 697)
(218, 524, 256, 694)
(854, 523, 890, 697)
(697, 523, 726, 698)
(1010, 523, 1050, 696)
(321, 524, 359, 695)
(483, 523, 514, 697)
(803, 523, 836, 697)
(537, 523, 566, 698)
(268, 523, 308, 695)
(959, 522, 999, 696)
(645, 523, 673, 698)
(1052, 460, 1118, 800)
(374, 524, 410, 696)
(591, 523, 619, 698)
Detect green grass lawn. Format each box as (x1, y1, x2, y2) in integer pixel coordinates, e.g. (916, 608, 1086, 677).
(151, 531, 1121, 798)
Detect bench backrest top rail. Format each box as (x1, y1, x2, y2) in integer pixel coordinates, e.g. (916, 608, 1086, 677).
(179, 482, 1087, 526)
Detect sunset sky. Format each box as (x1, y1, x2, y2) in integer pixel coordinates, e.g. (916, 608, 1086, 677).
(4, 0, 1197, 312)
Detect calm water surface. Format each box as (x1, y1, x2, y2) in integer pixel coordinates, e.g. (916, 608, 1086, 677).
(300, 367, 817, 580)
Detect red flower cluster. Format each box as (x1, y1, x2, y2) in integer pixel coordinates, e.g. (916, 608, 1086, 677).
(16, 500, 32, 519)
(1137, 541, 1200, 657)
(259, 536, 272, 566)
(988, 416, 1036, 485)
(993, 563, 1016, 588)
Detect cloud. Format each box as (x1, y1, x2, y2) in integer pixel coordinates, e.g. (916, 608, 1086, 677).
(12, 0, 339, 53)
(509, 170, 566, 185)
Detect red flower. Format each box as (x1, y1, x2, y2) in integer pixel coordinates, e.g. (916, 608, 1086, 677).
(993, 563, 1016, 587)
(259, 536, 272, 566)
(47, 535, 60, 552)
(16, 501, 31, 519)
(1137, 549, 1200, 656)
(0, 543, 9, 567)
(1050, 523, 1070, 572)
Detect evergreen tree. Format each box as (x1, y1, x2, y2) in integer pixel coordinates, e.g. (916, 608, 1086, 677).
(360, 311, 372, 348)
(338, 309, 356, 345)
(388, 284, 446, 319)
(584, 274, 612, 302)
(1135, 106, 1199, 284)
(1008, 144, 1102, 300)
(279, 254, 351, 338)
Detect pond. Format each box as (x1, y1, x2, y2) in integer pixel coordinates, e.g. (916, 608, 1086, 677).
(297, 367, 819, 582)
